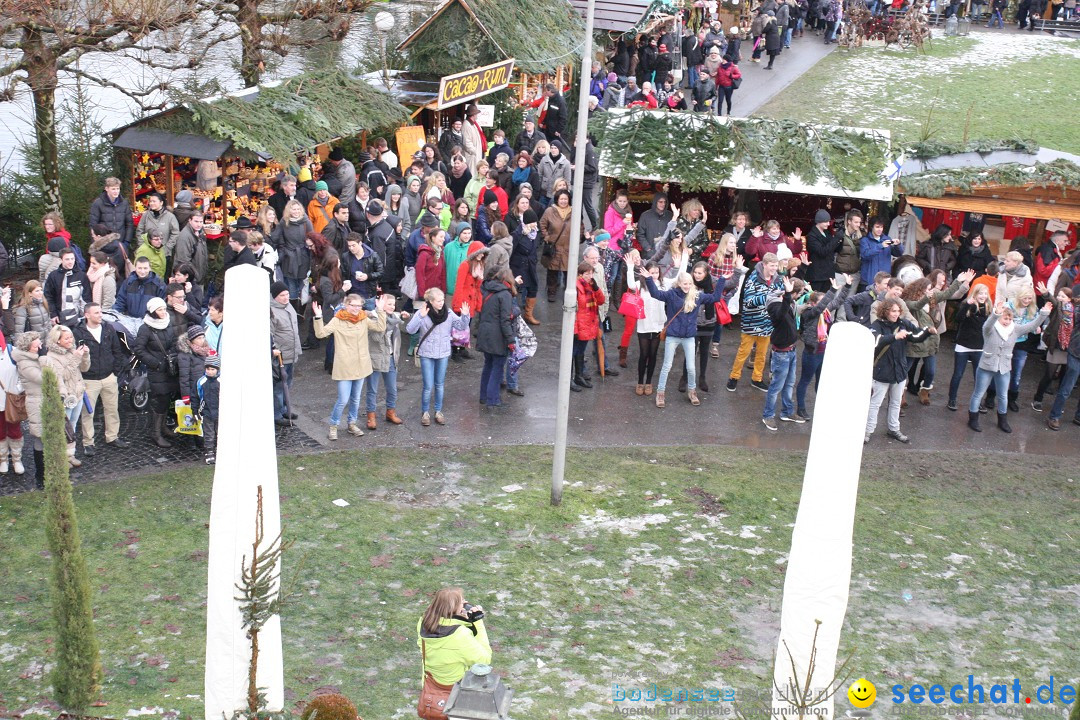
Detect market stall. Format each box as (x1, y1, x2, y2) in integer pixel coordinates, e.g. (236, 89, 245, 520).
(591, 109, 894, 235)
(393, 0, 585, 142)
(897, 142, 1080, 256)
(109, 69, 409, 236)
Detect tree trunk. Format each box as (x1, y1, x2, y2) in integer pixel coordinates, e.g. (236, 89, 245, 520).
(237, 0, 266, 88)
(23, 28, 62, 217)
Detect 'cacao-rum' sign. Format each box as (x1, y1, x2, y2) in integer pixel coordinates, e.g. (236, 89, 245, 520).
(437, 59, 516, 109)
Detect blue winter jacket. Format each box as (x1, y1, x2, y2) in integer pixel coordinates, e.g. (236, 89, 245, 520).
(114, 272, 166, 318)
(859, 232, 901, 286)
(644, 276, 726, 339)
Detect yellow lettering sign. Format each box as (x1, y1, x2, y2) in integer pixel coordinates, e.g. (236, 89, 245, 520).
(438, 59, 516, 109)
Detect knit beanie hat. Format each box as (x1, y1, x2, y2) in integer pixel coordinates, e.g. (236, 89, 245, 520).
(187, 325, 206, 342)
(420, 213, 440, 229)
(522, 209, 538, 225)
(146, 297, 167, 315)
(315, 180, 329, 191)
(328, 148, 344, 161)
(270, 281, 289, 298)
(205, 352, 220, 368)
(47, 237, 67, 253)
(175, 189, 194, 205)
(814, 209, 832, 224)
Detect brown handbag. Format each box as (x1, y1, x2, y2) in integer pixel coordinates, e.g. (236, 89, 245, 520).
(417, 638, 454, 720)
(658, 310, 683, 342)
(0, 375, 27, 424)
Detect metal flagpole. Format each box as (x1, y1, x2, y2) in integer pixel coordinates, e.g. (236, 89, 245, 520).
(551, 0, 596, 506)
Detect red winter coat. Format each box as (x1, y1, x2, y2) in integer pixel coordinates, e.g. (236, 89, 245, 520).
(452, 242, 487, 314)
(715, 62, 742, 88)
(1034, 243, 1062, 290)
(574, 276, 606, 340)
(416, 243, 447, 297)
(745, 231, 803, 261)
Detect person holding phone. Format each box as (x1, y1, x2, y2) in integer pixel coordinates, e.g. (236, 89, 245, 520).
(859, 216, 902, 289)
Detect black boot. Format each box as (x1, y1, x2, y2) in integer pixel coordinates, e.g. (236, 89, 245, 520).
(547, 270, 559, 302)
(997, 412, 1012, 433)
(968, 410, 982, 432)
(1007, 388, 1019, 413)
(698, 375, 710, 393)
(573, 355, 592, 388)
(151, 412, 173, 448)
(33, 449, 45, 490)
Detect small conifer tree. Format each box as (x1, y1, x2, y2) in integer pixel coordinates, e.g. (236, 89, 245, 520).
(41, 367, 101, 711)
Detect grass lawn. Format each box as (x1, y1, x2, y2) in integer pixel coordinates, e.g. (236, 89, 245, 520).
(0, 446, 1076, 719)
(757, 33, 1080, 154)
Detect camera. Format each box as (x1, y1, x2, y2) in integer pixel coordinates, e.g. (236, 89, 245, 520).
(463, 602, 485, 623)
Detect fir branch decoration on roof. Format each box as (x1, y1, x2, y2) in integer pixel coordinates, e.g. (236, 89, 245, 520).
(907, 138, 1040, 160)
(899, 159, 1080, 199)
(154, 70, 408, 162)
(403, 0, 585, 75)
(590, 110, 889, 193)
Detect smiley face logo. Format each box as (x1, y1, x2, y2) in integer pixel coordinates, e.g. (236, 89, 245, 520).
(848, 678, 877, 708)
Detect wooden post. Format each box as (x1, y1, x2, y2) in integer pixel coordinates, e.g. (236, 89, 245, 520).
(165, 155, 175, 206)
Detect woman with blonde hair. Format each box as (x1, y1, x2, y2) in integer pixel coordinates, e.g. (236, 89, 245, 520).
(639, 267, 729, 407)
(416, 587, 491, 696)
(14, 280, 50, 336)
(255, 204, 278, 237)
(423, 171, 454, 206)
(42, 324, 90, 467)
(406, 287, 470, 426)
(269, 198, 314, 300)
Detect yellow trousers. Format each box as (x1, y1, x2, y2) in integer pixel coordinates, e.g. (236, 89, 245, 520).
(729, 334, 770, 383)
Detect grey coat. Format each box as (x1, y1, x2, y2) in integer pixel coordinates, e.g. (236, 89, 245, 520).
(174, 225, 209, 284)
(136, 208, 181, 255)
(405, 310, 470, 359)
(368, 312, 404, 373)
(13, 348, 44, 437)
(269, 299, 303, 365)
(978, 310, 1048, 373)
(14, 300, 51, 336)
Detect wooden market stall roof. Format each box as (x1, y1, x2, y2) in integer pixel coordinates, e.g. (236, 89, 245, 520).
(568, 0, 656, 31)
(898, 147, 1080, 223)
(108, 70, 409, 162)
(396, 0, 585, 75)
(591, 109, 894, 201)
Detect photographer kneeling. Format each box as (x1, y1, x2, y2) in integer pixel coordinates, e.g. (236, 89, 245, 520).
(417, 587, 492, 718)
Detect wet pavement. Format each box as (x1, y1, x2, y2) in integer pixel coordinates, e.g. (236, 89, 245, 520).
(284, 296, 1080, 458)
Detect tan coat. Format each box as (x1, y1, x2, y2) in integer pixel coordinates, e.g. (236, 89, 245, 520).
(13, 348, 44, 437)
(313, 311, 387, 381)
(42, 341, 91, 409)
(462, 119, 485, 175)
(540, 206, 572, 272)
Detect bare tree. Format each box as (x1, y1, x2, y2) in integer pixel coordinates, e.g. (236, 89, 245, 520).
(0, 0, 209, 216)
(200, 0, 375, 87)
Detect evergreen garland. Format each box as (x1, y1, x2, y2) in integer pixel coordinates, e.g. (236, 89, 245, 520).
(149, 70, 409, 162)
(899, 159, 1080, 198)
(42, 367, 101, 713)
(907, 138, 1040, 160)
(402, 0, 585, 75)
(590, 110, 889, 193)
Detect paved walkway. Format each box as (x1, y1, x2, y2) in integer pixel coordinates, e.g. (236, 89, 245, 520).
(734, 29, 837, 117)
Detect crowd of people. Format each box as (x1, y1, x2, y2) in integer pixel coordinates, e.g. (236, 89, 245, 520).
(4, 37, 1078, 492)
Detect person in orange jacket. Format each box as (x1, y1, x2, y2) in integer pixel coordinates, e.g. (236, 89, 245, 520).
(572, 260, 606, 391)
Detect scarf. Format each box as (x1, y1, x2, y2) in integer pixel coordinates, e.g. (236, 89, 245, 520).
(144, 313, 169, 330)
(512, 166, 531, 185)
(469, 119, 488, 153)
(334, 308, 367, 323)
(555, 204, 572, 221)
(994, 320, 1012, 342)
(816, 309, 831, 350)
(450, 164, 467, 180)
(1059, 303, 1073, 350)
(427, 302, 449, 327)
(86, 264, 108, 305)
(191, 343, 211, 358)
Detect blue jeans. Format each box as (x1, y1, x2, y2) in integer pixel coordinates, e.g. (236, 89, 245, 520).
(907, 354, 937, 390)
(284, 276, 305, 300)
(66, 404, 83, 432)
(365, 357, 398, 412)
(796, 349, 825, 413)
(1009, 348, 1028, 393)
(947, 351, 981, 405)
(505, 357, 519, 390)
(658, 336, 696, 392)
(420, 356, 449, 413)
(988, 8, 1003, 25)
(763, 349, 797, 419)
(480, 353, 507, 406)
(274, 362, 295, 419)
(330, 378, 365, 426)
(1049, 353, 1080, 421)
(969, 368, 1008, 414)
(783, 27, 793, 45)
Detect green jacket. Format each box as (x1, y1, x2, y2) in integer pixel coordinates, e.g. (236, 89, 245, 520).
(135, 242, 168, 281)
(416, 616, 492, 686)
(444, 237, 473, 301)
